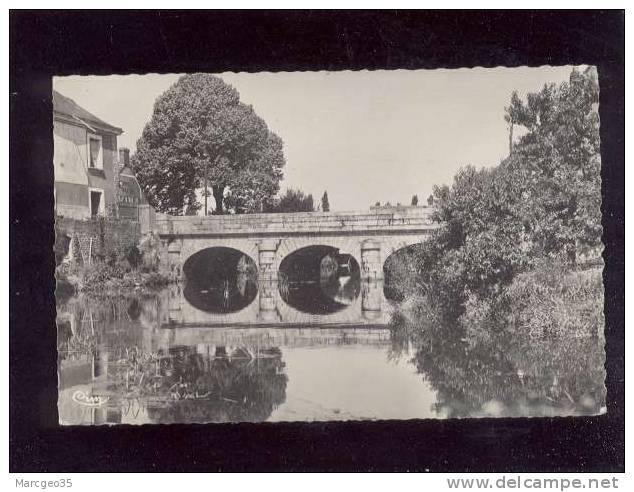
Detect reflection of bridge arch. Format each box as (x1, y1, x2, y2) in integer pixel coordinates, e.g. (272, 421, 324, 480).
(146, 326, 393, 353)
(274, 287, 364, 324)
(161, 280, 393, 327)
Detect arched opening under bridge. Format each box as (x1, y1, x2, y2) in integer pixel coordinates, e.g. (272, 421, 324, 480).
(278, 245, 361, 314)
(183, 247, 258, 313)
(383, 243, 423, 302)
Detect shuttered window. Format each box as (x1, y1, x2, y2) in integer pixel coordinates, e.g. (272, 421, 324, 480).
(88, 134, 103, 169)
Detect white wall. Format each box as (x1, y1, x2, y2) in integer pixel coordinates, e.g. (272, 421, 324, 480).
(53, 120, 89, 186)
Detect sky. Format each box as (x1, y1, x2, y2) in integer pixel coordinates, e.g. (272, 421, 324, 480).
(54, 66, 576, 211)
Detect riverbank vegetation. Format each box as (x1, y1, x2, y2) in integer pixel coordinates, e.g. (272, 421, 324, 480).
(386, 67, 603, 340)
(55, 231, 172, 300)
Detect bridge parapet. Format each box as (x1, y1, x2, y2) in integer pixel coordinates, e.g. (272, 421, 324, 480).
(155, 207, 438, 237)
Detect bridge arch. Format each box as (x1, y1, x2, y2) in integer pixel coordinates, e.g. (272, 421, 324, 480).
(382, 241, 425, 301)
(276, 241, 362, 315)
(380, 237, 427, 266)
(275, 236, 362, 275)
(179, 238, 259, 275)
(183, 246, 258, 279)
(182, 246, 259, 314)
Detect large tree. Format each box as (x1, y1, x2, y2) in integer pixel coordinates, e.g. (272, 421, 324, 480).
(224, 131, 285, 213)
(132, 74, 285, 214)
(389, 67, 602, 312)
(503, 66, 601, 261)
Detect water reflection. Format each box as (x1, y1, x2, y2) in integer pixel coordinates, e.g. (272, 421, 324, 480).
(280, 276, 361, 315)
(56, 288, 606, 425)
(182, 247, 258, 313)
(390, 311, 606, 418)
(57, 296, 288, 424)
(278, 246, 361, 314)
(141, 345, 287, 424)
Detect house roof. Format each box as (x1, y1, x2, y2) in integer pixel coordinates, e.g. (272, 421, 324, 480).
(53, 90, 123, 135)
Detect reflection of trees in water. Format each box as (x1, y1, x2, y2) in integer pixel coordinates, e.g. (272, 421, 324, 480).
(319, 275, 360, 305)
(278, 269, 361, 315)
(57, 295, 159, 364)
(110, 345, 288, 424)
(278, 247, 361, 314)
(320, 253, 337, 278)
(390, 314, 606, 418)
(126, 298, 142, 320)
(184, 274, 258, 313)
(57, 294, 288, 424)
(280, 278, 357, 315)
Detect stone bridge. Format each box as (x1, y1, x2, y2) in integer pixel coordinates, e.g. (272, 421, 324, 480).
(156, 206, 439, 281)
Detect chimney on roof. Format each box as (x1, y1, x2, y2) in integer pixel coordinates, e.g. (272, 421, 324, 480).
(119, 147, 130, 170)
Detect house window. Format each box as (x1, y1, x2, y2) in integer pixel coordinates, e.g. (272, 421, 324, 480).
(88, 134, 103, 169)
(89, 188, 105, 217)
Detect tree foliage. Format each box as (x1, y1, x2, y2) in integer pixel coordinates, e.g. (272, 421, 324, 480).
(132, 74, 285, 214)
(411, 194, 419, 206)
(266, 188, 315, 213)
(388, 67, 602, 317)
(504, 67, 602, 259)
(321, 191, 330, 212)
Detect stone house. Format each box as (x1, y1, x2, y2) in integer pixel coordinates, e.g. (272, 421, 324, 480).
(53, 90, 123, 219)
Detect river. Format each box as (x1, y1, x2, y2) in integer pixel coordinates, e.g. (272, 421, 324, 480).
(56, 258, 606, 425)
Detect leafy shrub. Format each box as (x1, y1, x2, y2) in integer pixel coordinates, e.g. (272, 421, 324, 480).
(138, 233, 162, 273)
(383, 246, 422, 301)
(125, 244, 143, 269)
(82, 261, 126, 285)
(143, 272, 170, 289)
(459, 258, 604, 339)
(400, 68, 602, 325)
(502, 263, 604, 338)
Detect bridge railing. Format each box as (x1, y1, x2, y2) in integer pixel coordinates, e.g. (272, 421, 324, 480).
(155, 207, 439, 236)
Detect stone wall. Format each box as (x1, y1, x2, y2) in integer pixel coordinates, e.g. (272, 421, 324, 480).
(55, 216, 141, 265)
(155, 207, 437, 236)
(138, 204, 156, 235)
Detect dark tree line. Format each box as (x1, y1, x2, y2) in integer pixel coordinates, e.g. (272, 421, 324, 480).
(265, 188, 314, 213)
